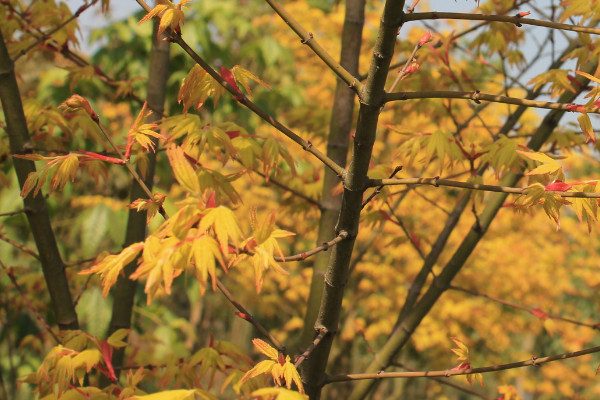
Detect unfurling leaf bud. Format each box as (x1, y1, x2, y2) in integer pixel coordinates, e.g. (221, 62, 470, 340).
(59, 94, 98, 121)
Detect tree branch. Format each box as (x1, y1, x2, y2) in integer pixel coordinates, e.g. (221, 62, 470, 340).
(135, 0, 347, 181)
(326, 344, 600, 383)
(0, 30, 78, 330)
(385, 91, 599, 114)
(368, 177, 600, 198)
(404, 12, 600, 36)
(218, 279, 286, 353)
(347, 60, 599, 400)
(264, 0, 362, 93)
(449, 285, 600, 331)
(13, 0, 99, 61)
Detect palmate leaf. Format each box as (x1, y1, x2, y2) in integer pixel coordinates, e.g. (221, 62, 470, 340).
(232, 65, 271, 97)
(130, 389, 217, 400)
(528, 69, 576, 98)
(189, 234, 225, 294)
(577, 113, 596, 143)
(126, 101, 164, 157)
(129, 193, 167, 224)
(14, 153, 80, 198)
(251, 388, 308, 400)
(481, 135, 519, 177)
(241, 339, 305, 394)
(167, 144, 201, 193)
(199, 206, 244, 254)
(516, 150, 564, 179)
(139, 0, 192, 39)
(515, 183, 571, 228)
(79, 242, 144, 297)
(178, 65, 226, 114)
(570, 182, 599, 232)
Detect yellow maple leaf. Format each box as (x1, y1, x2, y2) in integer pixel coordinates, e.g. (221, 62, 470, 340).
(139, 0, 192, 39)
(129, 193, 167, 224)
(516, 150, 564, 178)
(79, 242, 144, 297)
(240, 339, 304, 394)
(126, 101, 163, 158)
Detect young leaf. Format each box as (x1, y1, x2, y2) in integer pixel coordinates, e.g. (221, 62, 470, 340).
(199, 206, 244, 254)
(139, 0, 192, 39)
(126, 101, 164, 159)
(79, 242, 144, 297)
(577, 113, 596, 143)
(14, 154, 81, 198)
(516, 150, 563, 177)
(232, 65, 272, 97)
(189, 234, 225, 294)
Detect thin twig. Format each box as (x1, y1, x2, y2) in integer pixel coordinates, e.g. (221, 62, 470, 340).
(264, 0, 362, 93)
(369, 177, 600, 198)
(94, 121, 168, 220)
(13, 0, 99, 61)
(391, 362, 493, 400)
(384, 200, 425, 260)
(295, 329, 327, 368)
(239, 231, 348, 262)
(135, 0, 347, 181)
(388, 39, 424, 92)
(404, 12, 600, 36)
(361, 166, 402, 209)
(385, 90, 598, 114)
(0, 259, 61, 343)
(449, 285, 600, 331)
(0, 209, 27, 217)
(250, 168, 321, 208)
(0, 233, 40, 259)
(324, 344, 600, 383)
(217, 279, 286, 353)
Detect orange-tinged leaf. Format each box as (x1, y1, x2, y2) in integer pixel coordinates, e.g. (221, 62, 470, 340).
(15, 154, 81, 198)
(240, 360, 276, 384)
(251, 388, 308, 400)
(79, 242, 144, 297)
(232, 65, 271, 97)
(574, 70, 600, 85)
(577, 113, 595, 143)
(252, 338, 279, 360)
(129, 389, 209, 400)
(282, 358, 304, 393)
(450, 337, 469, 361)
(126, 102, 163, 157)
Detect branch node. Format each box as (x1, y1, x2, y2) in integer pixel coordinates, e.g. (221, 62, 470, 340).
(472, 90, 481, 104)
(301, 32, 314, 44)
(433, 176, 440, 187)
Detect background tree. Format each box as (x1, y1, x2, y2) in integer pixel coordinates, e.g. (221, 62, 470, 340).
(2, 0, 600, 399)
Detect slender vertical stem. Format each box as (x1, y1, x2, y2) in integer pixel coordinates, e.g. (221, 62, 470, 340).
(301, 2, 407, 398)
(104, 19, 170, 374)
(299, 0, 366, 349)
(0, 29, 78, 330)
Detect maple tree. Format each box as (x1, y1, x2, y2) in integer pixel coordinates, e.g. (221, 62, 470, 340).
(3, 0, 600, 399)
